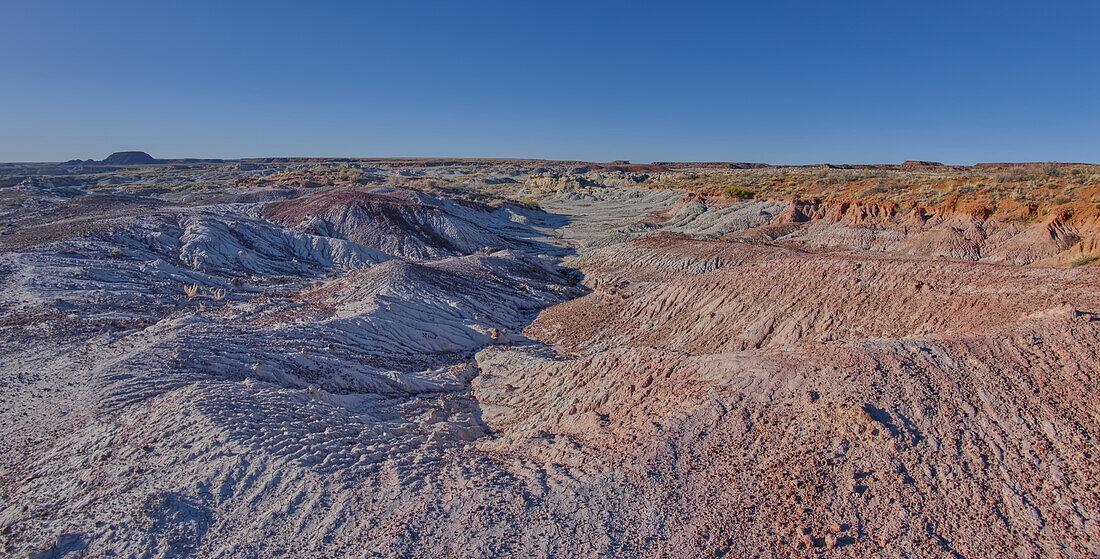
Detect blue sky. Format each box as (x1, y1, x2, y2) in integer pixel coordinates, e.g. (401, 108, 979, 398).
(1, 0, 1097, 163)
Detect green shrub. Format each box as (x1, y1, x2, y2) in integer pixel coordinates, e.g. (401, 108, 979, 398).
(722, 186, 756, 199)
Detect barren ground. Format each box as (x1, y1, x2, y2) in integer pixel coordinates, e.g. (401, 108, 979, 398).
(1, 158, 1098, 558)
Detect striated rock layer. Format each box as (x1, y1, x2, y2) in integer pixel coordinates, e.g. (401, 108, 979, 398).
(1, 170, 1098, 558)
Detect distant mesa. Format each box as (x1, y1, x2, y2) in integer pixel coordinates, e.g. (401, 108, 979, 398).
(101, 151, 160, 165)
(900, 160, 945, 169)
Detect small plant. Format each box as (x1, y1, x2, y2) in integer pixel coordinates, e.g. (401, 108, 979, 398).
(1040, 161, 1064, 178)
(183, 284, 199, 299)
(858, 180, 904, 198)
(338, 166, 365, 183)
(211, 287, 228, 301)
(722, 186, 756, 199)
(1072, 253, 1097, 267)
(994, 167, 1033, 183)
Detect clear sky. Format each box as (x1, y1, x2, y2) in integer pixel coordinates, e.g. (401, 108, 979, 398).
(1, 0, 1097, 164)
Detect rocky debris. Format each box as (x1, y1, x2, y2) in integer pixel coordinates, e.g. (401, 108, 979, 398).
(475, 304, 1100, 556)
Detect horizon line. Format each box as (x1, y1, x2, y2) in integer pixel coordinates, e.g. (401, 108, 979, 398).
(3, 154, 1097, 167)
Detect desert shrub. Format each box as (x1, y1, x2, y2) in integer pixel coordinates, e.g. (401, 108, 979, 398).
(338, 166, 365, 182)
(1072, 253, 1097, 267)
(858, 180, 904, 198)
(994, 167, 1035, 183)
(816, 171, 843, 185)
(1040, 162, 1064, 178)
(1010, 187, 1026, 201)
(722, 185, 756, 199)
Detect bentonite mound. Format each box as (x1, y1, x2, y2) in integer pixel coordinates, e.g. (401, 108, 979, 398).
(263, 188, 522, 259)
(2, 161, 1099, 558)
